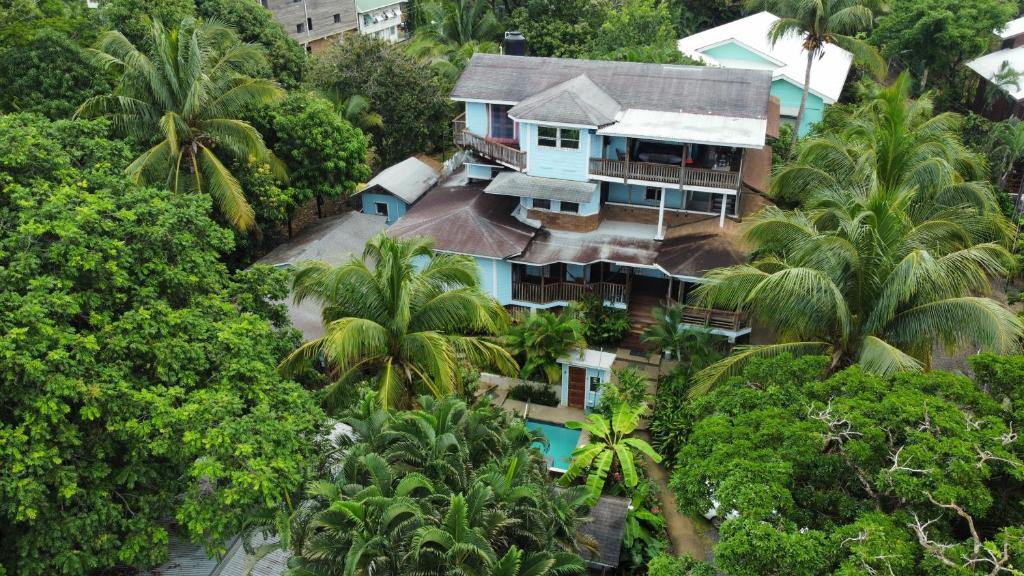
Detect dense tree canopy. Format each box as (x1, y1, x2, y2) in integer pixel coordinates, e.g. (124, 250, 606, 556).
(508, 0, 609, 58)
(670, 354, 1024, 576)
(0, 114, 324, 575)
(308, 35, 452, 169)
(97, 0, 197, 45)
(275, 393, 592, 576)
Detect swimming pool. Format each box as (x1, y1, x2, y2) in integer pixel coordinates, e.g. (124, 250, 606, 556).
(525, 419, 582, 472)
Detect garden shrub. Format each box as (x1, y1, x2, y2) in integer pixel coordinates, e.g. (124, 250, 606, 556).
(508, 382, 559, 406)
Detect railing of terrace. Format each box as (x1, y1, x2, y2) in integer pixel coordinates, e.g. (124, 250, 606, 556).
(451, 114, 527, 171)
(588, 158, 741, 189)
(512, 281, 627, 305)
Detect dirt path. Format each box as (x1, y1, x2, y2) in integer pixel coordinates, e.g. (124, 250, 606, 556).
(639, 433, 717, 562)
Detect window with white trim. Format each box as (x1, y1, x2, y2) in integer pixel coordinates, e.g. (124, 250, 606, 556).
(537, 126, 580, 149)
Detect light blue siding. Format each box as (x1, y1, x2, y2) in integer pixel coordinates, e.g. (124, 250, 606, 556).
(558, 362, 611, 409)
(606, 183, 683, 209)
(521, 123, 592, 181)
(466, 102, 489, 135)
(466, 163, 495, 180)
(771, 79, 825, 136)
(520, 187, 600, 216)
(702, 41, 778, 68)
(474, 256, 512, 305)
(361, 192, 407, 224)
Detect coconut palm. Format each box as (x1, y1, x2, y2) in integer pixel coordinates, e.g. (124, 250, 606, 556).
(689, 181, 1024, 396)
(746, 0, 884, 148)
(561, 403, 662, 504)
(76, 18, 285, 230)
(773, 74, 998, 216)
(407, 0, 501, 79)
(642, 305, 720, 366)
(989, 118, 1024, 198)
(504, 311, 586, 385)
(281, 233, 517, 409)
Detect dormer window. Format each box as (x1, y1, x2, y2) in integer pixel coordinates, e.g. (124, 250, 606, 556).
(537, 126, 580, 150)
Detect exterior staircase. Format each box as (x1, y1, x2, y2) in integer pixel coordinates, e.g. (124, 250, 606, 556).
(621, 294, 662, 353)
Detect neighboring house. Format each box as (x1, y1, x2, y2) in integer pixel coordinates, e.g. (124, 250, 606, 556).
(355, 0, 409, 42)
(359, 155, 441, 224)
(262, 0, 357, 51)
(387, 53, 778, 385)
(142, 530, 286, 576)
(966, 15, 1024, 121)
(678, 11, 852, 136)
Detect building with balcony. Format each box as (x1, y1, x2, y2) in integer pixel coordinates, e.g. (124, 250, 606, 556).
(677, 11, 852, 136)
(389, 53, 780, 353)
(264, 0, 357, 51)
(355, 0, 409, 42)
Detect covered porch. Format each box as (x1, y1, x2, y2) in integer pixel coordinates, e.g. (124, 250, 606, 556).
(590, 137, 745, 191)
(511, 262, 631, 307)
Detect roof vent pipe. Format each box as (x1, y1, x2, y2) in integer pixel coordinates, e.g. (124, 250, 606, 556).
(502, 31, 527, 56)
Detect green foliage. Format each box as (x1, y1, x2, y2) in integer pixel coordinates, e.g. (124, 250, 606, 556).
(257, 91, 370, 203)
(562, 403, 662, 504)
(695, 74, 1023, 392)
(97, 0, 196, 46)
(275, 394, 590, 575)
(621, 478, 667, 568)
(665, 0, 742, 37)
(282, 233, 517, 409)
(872, 0, 1016, 92)
(0, 28, 110, 119)
(505, 311, 586, 384)
(77, 17, 286, 230)
(647, 553, 716, 576)
(643, 305, 721, 368)
(307, 35, 452, 169)
(588, 0, 679, 61)
(969, 352, 1024, 404)
(669, 354, 1024, 575)
(195, 0, 307, 88)
(407, 0, 502, 80)
(508, 383, 560, 406)
(595, 367, 651, 417)
(508, 0, 607, 58)
(0, 113, 324, 575)
(568, 292, 631, 345)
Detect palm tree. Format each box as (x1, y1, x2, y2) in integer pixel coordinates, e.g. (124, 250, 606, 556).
(76, 18, 285, 230)
(989, 118, 1024, 196)
(561, 403, 662, 504)
(504, 311, 586, 385)
(281, 233, 517, 409)
(773, 74, 997, 215)
(689, 182, 1024, 396)
(642, 305, 720, 366)
(746, 0, 884, 149)
(407, 0, 501, 79)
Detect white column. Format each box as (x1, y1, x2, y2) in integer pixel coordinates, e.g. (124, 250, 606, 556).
(492, 260, 499, 298)
(719, 193, 727, 228)
(656, 187, 666, 240)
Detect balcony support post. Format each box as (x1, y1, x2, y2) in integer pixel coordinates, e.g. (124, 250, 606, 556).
(623, 137, 631, 183)
(719, 193, 727, 228)
(656, 187, 666, 240)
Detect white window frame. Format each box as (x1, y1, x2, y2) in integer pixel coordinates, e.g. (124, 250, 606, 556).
(375, 201, 389, 218)
(536, 126, 581, 150)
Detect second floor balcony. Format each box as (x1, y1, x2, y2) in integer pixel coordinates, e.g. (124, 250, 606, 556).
(452, 114, 527, 172)
(589, 158, 741, 190)
(590, 138, 744, 191)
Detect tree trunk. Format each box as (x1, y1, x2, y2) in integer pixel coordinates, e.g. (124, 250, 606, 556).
(792, 48, 816, 152)
(919, 66, 929, 92)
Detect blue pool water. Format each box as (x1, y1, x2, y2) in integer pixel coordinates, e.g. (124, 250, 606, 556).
(526, 419, 582, 471)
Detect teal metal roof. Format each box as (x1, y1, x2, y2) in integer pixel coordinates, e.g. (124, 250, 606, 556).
(355, 0, 400, 12)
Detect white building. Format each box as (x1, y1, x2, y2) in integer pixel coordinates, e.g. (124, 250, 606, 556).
(355, 0, 408, 42)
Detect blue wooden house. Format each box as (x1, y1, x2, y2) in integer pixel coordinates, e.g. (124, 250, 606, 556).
(678, 11, 853, 136)
(359, 156, 440, 224)
(387, 54, 779, 393)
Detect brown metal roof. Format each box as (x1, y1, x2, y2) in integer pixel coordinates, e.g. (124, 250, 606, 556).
(514, 228, 661, 268)
(387, 185, 536, 259)
(656, 232, 746, 277)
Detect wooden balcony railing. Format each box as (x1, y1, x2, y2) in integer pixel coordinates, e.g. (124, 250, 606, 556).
(451, 114, 526, 171)
(512, 281, 628, 305)
(680, 306, 749, 331)
(588, 158, 741, 190)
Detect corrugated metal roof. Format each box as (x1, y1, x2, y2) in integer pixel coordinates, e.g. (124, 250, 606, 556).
(597, 109, 767, 149)
(967, 47, 1024, 101)
(508, 74, 620, 127)
(363, 156, 440, 204)
(579, 495, 631, 569)
(388, 184, 536, 259)
(452, 54, 772, 120)
(998, 15, 1024, 39)
(677, 11, 852, 104)
(484, 171, 597, 203)
(355, 0, 400, 12)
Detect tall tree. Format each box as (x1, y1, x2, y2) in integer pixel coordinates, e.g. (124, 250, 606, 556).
(504, 311, 586, 385)
(746, 0, 884, 149)
(409, 0, 503, 76)
(281, 234, 517, 409)
(77, 18, 285, 230)
(0, 113, 323, 575)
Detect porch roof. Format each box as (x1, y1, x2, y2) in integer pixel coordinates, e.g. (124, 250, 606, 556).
(656, 232, 746, 277)
(484, 171, 597, 203)
(596, 109, 768, 148)
(387, 184, 536, 259)
(513, 227, 661, 268)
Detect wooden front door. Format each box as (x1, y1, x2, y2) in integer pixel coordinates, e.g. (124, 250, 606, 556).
(568, 366, 586, 408)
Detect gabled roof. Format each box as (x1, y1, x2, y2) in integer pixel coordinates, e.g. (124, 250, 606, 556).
(452, 53, 771, 121)
(677, 11, 853, 104)
(362, 156, 440, 205)
(579, 495, 631, 569)
(484, 171, 597, 203)
(508, 74, 620, 127)
(966, 48, 1024, 101)
(998, 15, 1024, 40)
(387, 184, 536, 259)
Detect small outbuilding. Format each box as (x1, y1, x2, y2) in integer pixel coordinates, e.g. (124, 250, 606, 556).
(359, 156, 441, 224)
(557, 347, 616, 410)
